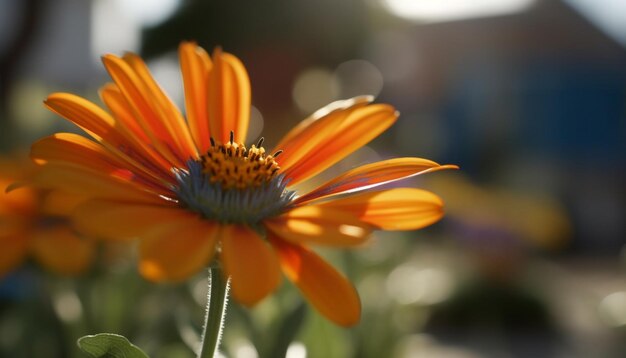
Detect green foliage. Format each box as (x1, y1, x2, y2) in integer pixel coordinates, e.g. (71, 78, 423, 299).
(267, 301, 307, 358)
(77, 333, 149, 358)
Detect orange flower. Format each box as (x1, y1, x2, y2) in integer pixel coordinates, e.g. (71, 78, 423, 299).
(30, 42, 456, 326)
(0, 158, 94, 277)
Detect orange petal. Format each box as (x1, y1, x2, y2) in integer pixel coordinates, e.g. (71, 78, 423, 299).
(207, 48, 251, 143)
(139, 218, 219, 282)
(100, 83, 151, 143)
(318, 188, 445, 230)
(220, 225, 281, 306)
(122, 53, 198, 159)
(0, 232, 29, 277)
(276, 98, 398, 185)
(30, 226, 95, 276)
(274, 96, 372, 154)
(273, 96, 371, 171)
(44, 93, 176, 185)
(31, 133, 170, 195)
(29, 164, 167, 205)
(102, 55, 188, 167)
(100, 83, 175, 176)
(179, 42, 213, 152)
(295, 157, 459, 205)
(39, 190, 87, 217)
(0, 178, 38, 216)
(72, 199, 193, 241)
(269, 235, 361, 326)
(44, 92, 118, 142)
(32, 133, 121, 171)
(264, 206, 371, 246)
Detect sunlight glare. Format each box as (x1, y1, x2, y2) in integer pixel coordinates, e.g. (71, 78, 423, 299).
(381, 0, 535, 23)
(286, 342, 307, 358)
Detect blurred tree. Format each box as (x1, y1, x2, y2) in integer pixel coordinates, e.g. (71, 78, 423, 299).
(142, 0, 371, 141)
(0, 0, 43, 151)
(142, 0, 368, 64)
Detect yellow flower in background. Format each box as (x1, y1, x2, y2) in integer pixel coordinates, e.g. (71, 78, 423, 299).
(426, 173, 571, 251)
(0, 158, 94, 277)
(29, 42, 456, 326)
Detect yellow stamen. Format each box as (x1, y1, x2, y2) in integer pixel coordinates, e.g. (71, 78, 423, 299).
(199, 137, 280, 190)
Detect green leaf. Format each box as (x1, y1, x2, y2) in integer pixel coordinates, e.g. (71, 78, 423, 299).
(77, 333, 149, 358)
(268, 302, 307, 358)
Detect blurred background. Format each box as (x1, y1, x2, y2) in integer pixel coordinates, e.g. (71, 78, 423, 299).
(1, 0, 625, 357)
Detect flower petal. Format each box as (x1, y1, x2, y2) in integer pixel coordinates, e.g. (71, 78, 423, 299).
(318, 188, 445, 230)
(179, 42, 213, 152)
(99, 83, 175, 176)
(122, 53, 198, 159)
(139, 218, 219, 282)
(0, 233, 28, 277)
(273, 96, 372, 154)
(0, 177, 37, 216)
(264, 206, 371, 246)
(72, 199, 192, 240)
(30, 226, 95, 276)
(44, 93, 176, 184)
(28, 164, 167, 205)
(39, 190, 87, 217)
(269, 235, 361, 326)
(276, 98, 398, 185)
(32, 133, 121, 172)
(102, 55, 189, 167)
(220, 225, 281, 306)
(31, 133, 170, 195)
(207, 48, 251, 143)
(44, 92, 119, 143)
(99, 83, 151, 143)
(294, 157, 458, 205)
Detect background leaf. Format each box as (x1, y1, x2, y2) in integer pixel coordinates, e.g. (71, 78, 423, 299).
(77, 333, 149, 358)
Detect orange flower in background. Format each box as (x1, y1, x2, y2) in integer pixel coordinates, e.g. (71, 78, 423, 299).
(29, 42, 456, 326)
(0, 158, 94, 278)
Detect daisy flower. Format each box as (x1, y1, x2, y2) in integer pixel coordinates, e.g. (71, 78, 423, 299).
(29, 42, 456, 326)
(0, 157, 94, 277)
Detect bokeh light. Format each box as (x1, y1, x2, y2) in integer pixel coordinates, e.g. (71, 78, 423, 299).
(292, 67, 339, 114)
(333, 60, 384, 99)
(598, 291, 626, 328)
(380, 0, 536, 23)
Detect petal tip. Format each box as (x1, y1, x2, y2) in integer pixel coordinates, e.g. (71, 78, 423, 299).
(100, 53, 117, 63)
(101, 54, 125, 69)
(179, 40, 198, 50)
(44, 92, 67, 103)
(4, 181, 24, 193)
(335, 311, 361, 327)
(212, 46, 223, 58)
(353, 95, 374, 104)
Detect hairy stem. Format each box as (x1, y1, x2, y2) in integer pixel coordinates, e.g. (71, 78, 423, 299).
(198, 265, 229, 358)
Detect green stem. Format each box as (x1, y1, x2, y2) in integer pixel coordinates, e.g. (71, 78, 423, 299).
(198, 265, 230, 358)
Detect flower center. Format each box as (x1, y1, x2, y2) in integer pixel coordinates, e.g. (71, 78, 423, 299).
(173, 132, 294, 225)
(200, 135, 281, 190)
